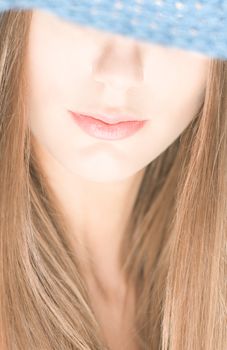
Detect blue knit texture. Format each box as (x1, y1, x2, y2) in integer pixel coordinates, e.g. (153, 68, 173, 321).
(0, 0, 227, 59)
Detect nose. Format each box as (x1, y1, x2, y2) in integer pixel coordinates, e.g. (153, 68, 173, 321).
(92, 38, 144, 91)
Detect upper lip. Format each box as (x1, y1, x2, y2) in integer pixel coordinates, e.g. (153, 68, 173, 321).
(70, 108, 143, 124)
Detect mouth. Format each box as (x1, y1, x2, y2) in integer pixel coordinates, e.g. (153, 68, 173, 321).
(71, 110, 145, 125)
(69, 110, 148, 141)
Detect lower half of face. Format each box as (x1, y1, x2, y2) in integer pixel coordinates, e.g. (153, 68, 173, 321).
(27, 91, 205, 184)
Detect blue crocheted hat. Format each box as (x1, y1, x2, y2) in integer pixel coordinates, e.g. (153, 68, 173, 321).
(0, 0, 227, 60)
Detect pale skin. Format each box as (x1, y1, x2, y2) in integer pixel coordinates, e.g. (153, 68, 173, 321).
(33, 137, 144, 349)
(26, 9, 210, 349)
(33, 136, 145, 299)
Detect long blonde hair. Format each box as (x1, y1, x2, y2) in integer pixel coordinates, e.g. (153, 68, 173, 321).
(0, 9, 226, 350)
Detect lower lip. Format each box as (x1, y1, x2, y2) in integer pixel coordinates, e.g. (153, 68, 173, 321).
(70, 112, 148, 140)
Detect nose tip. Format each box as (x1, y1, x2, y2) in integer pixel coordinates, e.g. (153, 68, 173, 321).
(91, 43, 144, 89)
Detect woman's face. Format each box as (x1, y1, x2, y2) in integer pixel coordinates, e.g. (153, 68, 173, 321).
(27, 9, 209, 183)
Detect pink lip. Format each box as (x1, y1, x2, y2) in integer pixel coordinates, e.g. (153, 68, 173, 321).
(80, 113, 138, 124)
(69, 111, 148, 140)
(69, 109, 146, 124)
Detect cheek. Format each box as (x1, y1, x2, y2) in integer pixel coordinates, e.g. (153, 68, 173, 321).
(99, 79, 203, 175)
(151, 84, 203, 143)
(27, 43, 94, 110)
